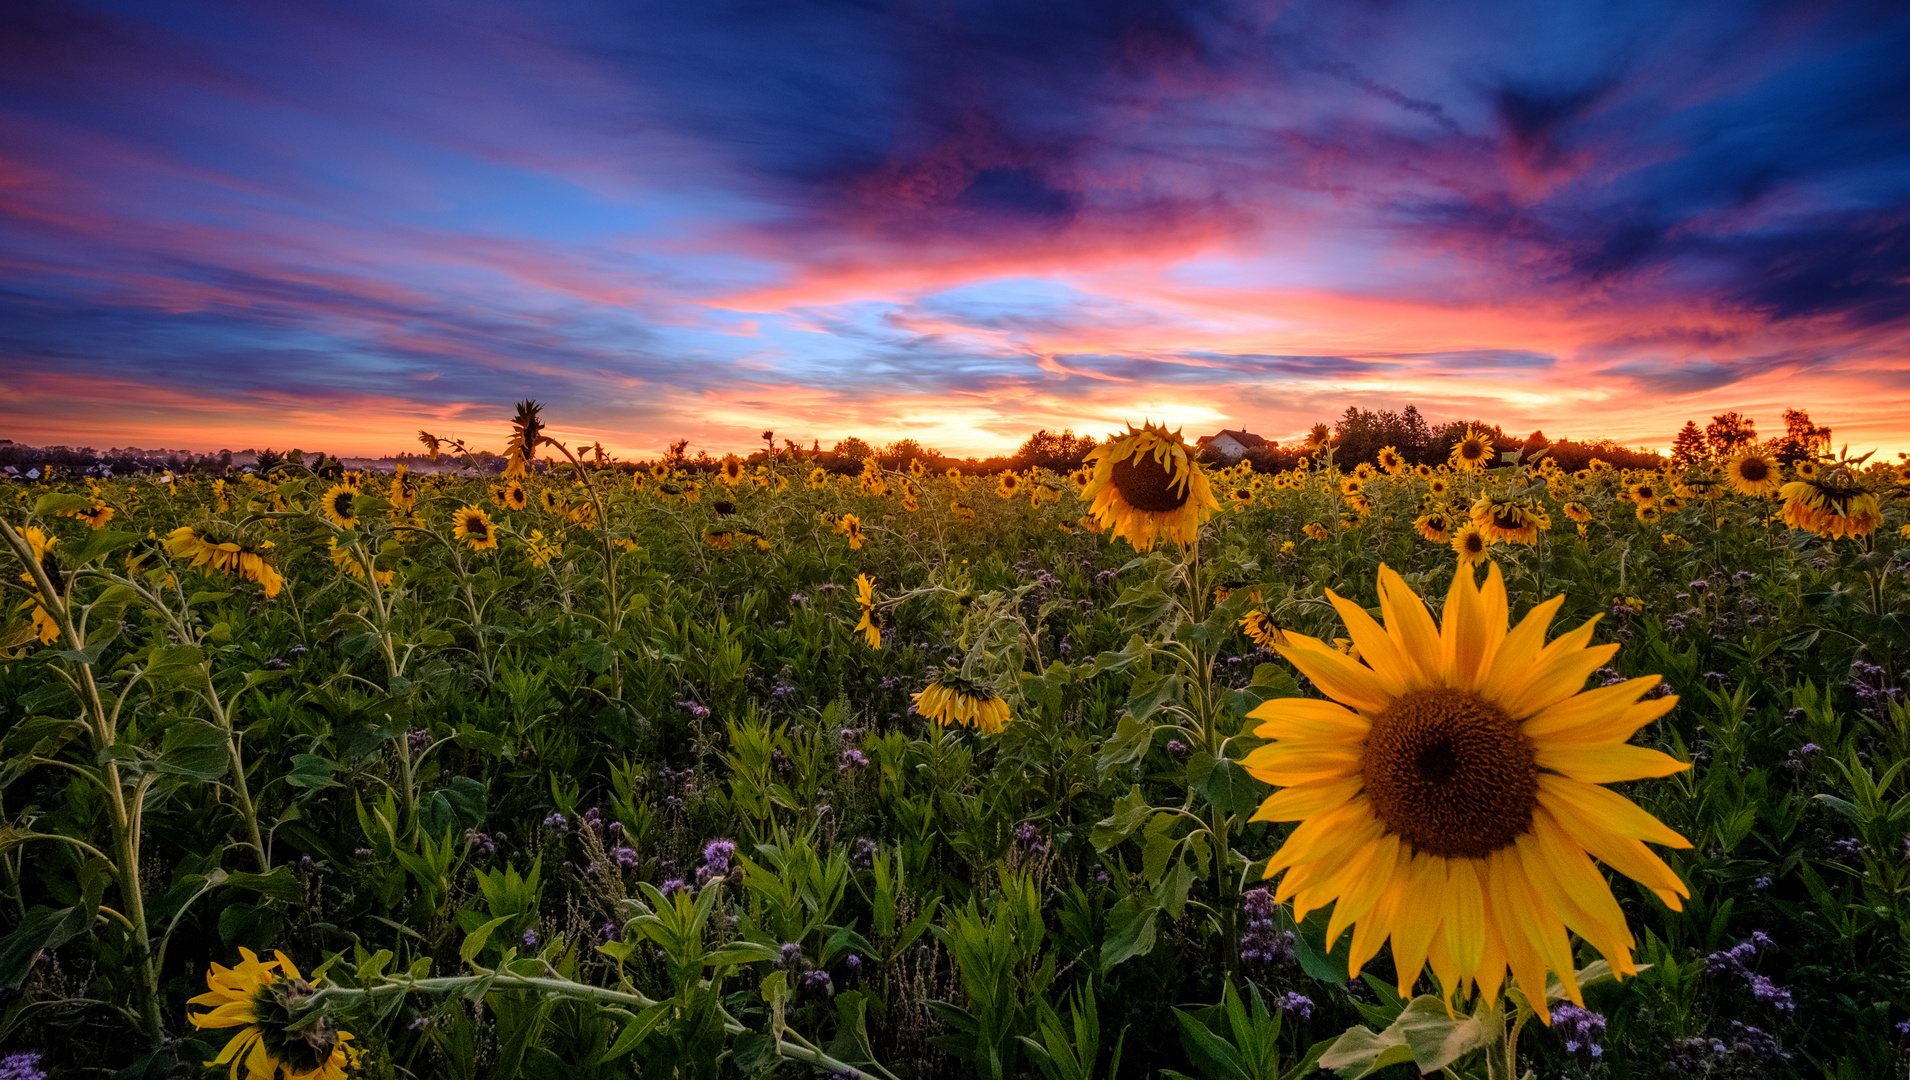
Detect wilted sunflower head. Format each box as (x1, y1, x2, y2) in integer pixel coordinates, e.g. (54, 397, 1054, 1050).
(1081, 421, 1220, 551)
(188, 949, 355, 1079)
(703, 527, 736, 549)
(1562, 501, 1591, 523)
(417, 430, 442, 462)
(1450, 428, 1494, 471)
(712, 498, 738, 517)
(1471, 495, 1542, 546)
(318, 483, 359, 528)
(1779, 465, 1883, 539)
(511, 400, 546, 460)
(912, 673, 1010, 734)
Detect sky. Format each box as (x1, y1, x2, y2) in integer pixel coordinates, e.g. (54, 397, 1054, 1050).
(2, 0, 1907, 460)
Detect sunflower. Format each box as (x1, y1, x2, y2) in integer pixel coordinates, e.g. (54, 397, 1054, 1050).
(1340, 476, 1365, 498)
(1623, 479, 1660, 506)
(1561, 501, 1591, 524)
(1303, 522, 1330, 542)
(1306, 424, 1332, 452)
(318, 484, 359, 529)
(995, 472, 1022, 499)
(1377, 447, 1407, 475)
(1780, 466, 1882, 539)
(13, 526, 62, 645)
(76, 500, 116, 529)
(947, 466, 970, 491)
(719, 456, 745, 485)
(1451, 522, 1491, 565)
(629, 471, 647, 493)
(835, 513, 865, 550)
(1240, 611, 1286, 650)
(163, 527, 284, 597)
(1228, 485, 1256, 510)
(1450, 429, 1494, 471)
(499, 482, 527, 511)
(1069, 468, 1093, 495)
(1080, 422, 1220, 551)
(953, 504, 976, 522)
(712, 499, 738, 517)
(1414, 464, 1435, 481)
(1471, 496, 1545, 546)
(1425, 476, 1451, 499)
(703, 527, 736, 550)
(852, 573, 880, 649)
(738, 527, 771, 552)
(536, 488, 562, 516)
(1661, 533, 1690, 551)
(190, 948, 357, 1080)
(1724, 451, 1781, 497)
(806, 467, 829, 490)
(525, 529, 560, 568)
(913, 674, 1010, 734)
(681, 480, 702, 503)
(327, 537, 393, 586)
(902, 489, 920, 513)
(1413, 510, 1455, 544)
(1241, 564, 1690, 1020)
(1634, 504, 1662, 524)
(452, 505, 497, 550)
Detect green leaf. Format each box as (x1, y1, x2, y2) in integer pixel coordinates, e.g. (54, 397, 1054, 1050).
(65, 530, 139, 566)
(158, 721, 231, 781)
(1141, 814, 1180, 881)
(1197, 757, 1266, 819)
(1101, 893, 1159, 969)
(1090, 786, 1152, 850)
(461, 914, 513, 964)
(286, 754, 341, 790)
(221, 865, 301, 903)
(144, 644, 208, 686)
(0, 905, 90, 988)
(1390, 995, 1494, 1073)
(32, 493, 92, 517)
(1316, 1025, 1415, 1079)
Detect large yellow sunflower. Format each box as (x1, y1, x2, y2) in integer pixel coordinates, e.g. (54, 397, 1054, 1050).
(318, 484, 359, 529)
(1376, 447, 1406, 475)
(913, 674, 1010, 734)
(1242, 564, 1690, 1021)
(452, 505, 498, 550)
(163, 527, 284, 597)
(852, 573, 880, 649)
(1080, 422, 1220, 551)
(188, 948, 357, 1080)
(1449, 429, 1494, 472)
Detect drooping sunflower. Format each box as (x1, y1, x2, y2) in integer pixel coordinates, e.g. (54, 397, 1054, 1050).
(163, 527, 284, 597)
(188, 948, 357, 1080)
(452, 505, 497, 550)
(1780, 465, 1882, 539)
(525, 529, 561, 568)
(1080, 422, 1220, 552)
(1377, 447, 1407, 475)
(1561, 501, 1591, 524)
(327, 536, 393, 586)
(1303, 522, 1330, 542)
(902, 489, 920, 513)
(738, 527, 771, 552)
(852, 573, 880, 649)
(1413, 509, 1455, 544)
(1450, 428, 1495, 472)
(1242, 564, 1690, 1019)
(1451, 522, 1491, 565)
(14, 526, 62, 645)
(703, 527, 736, 549)
(1725, 451, 1781, 497)
(318, 484, 359, 529)
(913, 674, 1010, 734)
(1471, 496, 1545, 546)
(1240, 611, 1285, 650)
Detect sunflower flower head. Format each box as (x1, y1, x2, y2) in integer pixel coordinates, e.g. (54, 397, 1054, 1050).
(1450, 428, 1495, 472)
(188, 948, 357, 1080)
(1081, 421, 1220, 551)
(163, 526, 283, 597)
(1413, 509, 1455, 544)
(1450, 522, 1492, 566)
(852, 573, 880, 649)
(1470, 495, 1547, 546)
(1241, 564, 1691, 1021)
(719, 455, 745, 486)
(835, 513, 864, 550)
(1240, 611, 1286, 650)
(511, 400, 546, 461)
(1779, 464, 1881, 539)
(318, 483, 360, 529)
(912, 673, 1010, 734)
(452, 505, 497, 550)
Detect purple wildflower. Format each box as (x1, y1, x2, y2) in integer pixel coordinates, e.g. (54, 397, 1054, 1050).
(0, 1052, 46, 1080)
(464, 829, 496, 857)
(1274, 991, 1313, 1019)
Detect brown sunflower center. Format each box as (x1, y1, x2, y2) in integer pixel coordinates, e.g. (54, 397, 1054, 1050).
(1362, 688, 1536, 858)
(1461, 531, 1485, 555)
(1737, 458, 1769, 482)
(1110, 452, 1190, 512)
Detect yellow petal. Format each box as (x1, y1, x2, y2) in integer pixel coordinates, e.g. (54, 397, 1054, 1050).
(1389, 853, 1447, 996)
(1248, 697, 1370, 740)
(1324, 834, 1402, 950)
(1326, 589, 1413, 697)
(1533, 743, 1691, 784)
(1275, 633, 1393, 715)
(1442, 857, 1486, 982)
(1376, 564, 1442, 688)
(1521, 679, 1667, 741)
(1536, 775, 1691, 848)
(1248, 775, 1364, 823)
(1479, 593, 1564, 700)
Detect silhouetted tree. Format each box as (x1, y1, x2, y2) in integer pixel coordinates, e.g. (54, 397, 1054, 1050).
(1670, 421, 1710, 467)
(1015, 429, 1097, 471)
(1773, 408, 1832, 464)
(1705, 412, 1757, 456)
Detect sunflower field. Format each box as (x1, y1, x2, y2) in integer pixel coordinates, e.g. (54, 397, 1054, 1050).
(2, 410, 1908, 1080)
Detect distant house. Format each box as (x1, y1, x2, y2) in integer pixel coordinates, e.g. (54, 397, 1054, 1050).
(1195, 429, 1268, 461)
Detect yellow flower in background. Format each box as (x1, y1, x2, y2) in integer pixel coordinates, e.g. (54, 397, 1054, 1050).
(1451, 522, 1491, 566)
(76, 500, 116, 529)
(1449, 428, 1494, 471)
(1624, 478, 1661, 506)
(1079, 422, 1219, 552)
(318, 483, 359, 529)
(1280, 540, 1295, 554)
(1661, 533, 1690, 551)
(807, 467, 829, 490)
(1635, 503, 1662, 524)
(1303, 522, 1330, 542)
(719, 455, 745, 485)
(835, 513, 865, 550)
(1561, 501, 1591, 524)
(1471, 495, 1547, 546)
(902, 488, 920, 513)
(1306, 423, 1332, 452)
(500, 482, 528, 511)
(995, 471, 1021, 499)
(525, 529, 560, 567)
(629, 471, 648, 493)
(1377, 447, 1407, 475)
(189, 948, 357, 1080)
(681, 480, 702, 503)
(452, 505, 497, 551)
(1414, 464, 1435, 481)
(913, 675, 1010, 734)
(852, 573, 880, 649)
(952, 503, 976, 522)
(1413, 509, 1455, 544)
(703, 527, 736, 550)
(1240, 611, 1285, 650)
(327, 537, 392, 586)
(1241, 564, 1690, 1020)
(1425, 476, 1451, 500)
(163, 527, 283, 598)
